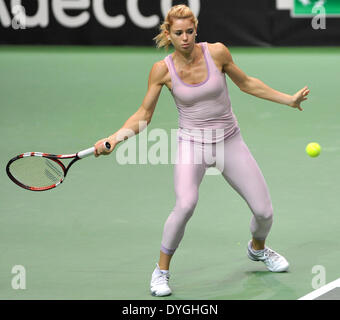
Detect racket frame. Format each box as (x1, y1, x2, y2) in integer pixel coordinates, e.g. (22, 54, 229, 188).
(6, 144, 109, 191)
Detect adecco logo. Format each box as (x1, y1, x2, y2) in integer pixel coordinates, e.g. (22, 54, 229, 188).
(0, 0, 201, 29)
(276, 0, 340, 17)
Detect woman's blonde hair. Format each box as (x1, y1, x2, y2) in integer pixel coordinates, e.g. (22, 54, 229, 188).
(154, 5, 198, 50)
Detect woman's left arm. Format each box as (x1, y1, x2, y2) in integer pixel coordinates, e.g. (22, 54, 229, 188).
(213, 43, 310, 111)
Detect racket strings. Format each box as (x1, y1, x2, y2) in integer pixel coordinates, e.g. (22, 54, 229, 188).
(9, 156, 65, 188)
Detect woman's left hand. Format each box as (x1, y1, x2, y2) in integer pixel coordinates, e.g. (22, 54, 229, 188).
(289, 86, 310, 111)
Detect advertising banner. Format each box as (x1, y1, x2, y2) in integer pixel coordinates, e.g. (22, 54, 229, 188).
(0, 0, 339, 46)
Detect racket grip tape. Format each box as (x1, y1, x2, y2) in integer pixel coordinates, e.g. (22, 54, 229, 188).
(78, 141, 111, 159)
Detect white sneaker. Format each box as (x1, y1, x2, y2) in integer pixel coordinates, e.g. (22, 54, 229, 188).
(247, 240, 289, 272)
(150, 264, 172, 297)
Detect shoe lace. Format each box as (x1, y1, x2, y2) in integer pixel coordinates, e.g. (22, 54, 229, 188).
(154, 273, 170, 286)
(264, 248, 280, 262)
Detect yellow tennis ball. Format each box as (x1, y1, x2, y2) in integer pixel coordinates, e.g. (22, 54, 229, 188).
(306, 142, 321, 157)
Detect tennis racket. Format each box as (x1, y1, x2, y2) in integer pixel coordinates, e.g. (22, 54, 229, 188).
(6, 142, 111, 191)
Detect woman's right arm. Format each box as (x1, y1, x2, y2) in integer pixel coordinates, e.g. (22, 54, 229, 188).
(94, 61, 168, 157)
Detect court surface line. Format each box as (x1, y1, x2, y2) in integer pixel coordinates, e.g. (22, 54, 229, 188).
(298, 278, 340, 300)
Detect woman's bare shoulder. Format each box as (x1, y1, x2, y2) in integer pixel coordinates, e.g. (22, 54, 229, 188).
(149, 59, 170, 85)
(207, 42, 231, 58)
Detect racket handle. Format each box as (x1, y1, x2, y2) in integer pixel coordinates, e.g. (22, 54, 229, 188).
(105, 141, 111, 150)
(78, 142, 111, 159)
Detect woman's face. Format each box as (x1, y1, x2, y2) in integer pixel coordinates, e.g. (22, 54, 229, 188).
(168, 18, 196, 53)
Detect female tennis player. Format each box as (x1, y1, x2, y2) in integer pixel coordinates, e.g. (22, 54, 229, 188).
(94, 5, 309, 297)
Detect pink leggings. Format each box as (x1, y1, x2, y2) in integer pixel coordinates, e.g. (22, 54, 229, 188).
(161, 131, 273, 255)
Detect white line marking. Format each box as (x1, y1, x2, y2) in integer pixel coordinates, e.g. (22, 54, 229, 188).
(298, 278, 340, 300)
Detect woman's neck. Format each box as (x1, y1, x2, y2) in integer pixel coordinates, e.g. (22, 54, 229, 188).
(174, 43, 199, 65)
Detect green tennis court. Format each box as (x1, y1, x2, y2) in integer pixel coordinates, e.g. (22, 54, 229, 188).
(1, 46, 339, 300)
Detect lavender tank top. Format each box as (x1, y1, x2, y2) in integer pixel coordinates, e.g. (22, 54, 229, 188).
(164, 42, 240, 143)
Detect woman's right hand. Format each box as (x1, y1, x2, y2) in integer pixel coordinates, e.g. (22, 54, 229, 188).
(94, 138, 115, 157)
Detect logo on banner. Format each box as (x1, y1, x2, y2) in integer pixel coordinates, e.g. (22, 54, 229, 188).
(276, 0, 340, 17)
(0, 0, 201, 29)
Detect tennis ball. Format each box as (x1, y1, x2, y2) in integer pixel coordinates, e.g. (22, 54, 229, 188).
(306, 142, 321, 157)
